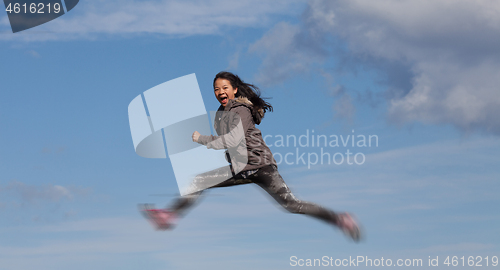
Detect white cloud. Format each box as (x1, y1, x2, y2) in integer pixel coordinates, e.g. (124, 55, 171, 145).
(251, 0, 500, 134)
(388, 60, 500, 133)
(315, 0, 500, 134)
(1, 0, 304, 41)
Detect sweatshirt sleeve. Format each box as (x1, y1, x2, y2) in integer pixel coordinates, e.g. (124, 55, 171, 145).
(196, 106, 250, 150)
(197, 134, 216, 145)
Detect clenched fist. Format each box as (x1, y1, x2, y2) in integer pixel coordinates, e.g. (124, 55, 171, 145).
(192, 131, 201, 142)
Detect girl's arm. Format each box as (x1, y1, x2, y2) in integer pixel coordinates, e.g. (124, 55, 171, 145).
(195, 106, 251, 150)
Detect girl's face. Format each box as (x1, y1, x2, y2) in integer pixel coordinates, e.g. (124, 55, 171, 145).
(214, 78, 238, 107)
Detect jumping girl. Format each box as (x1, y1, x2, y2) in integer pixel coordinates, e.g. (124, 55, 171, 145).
(143, 71, 361, 242)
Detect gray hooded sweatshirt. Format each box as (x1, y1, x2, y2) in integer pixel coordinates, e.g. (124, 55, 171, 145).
(197, 97, 277, 173)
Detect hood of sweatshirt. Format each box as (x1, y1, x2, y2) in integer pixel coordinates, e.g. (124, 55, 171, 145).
(220, 97, 265, 125)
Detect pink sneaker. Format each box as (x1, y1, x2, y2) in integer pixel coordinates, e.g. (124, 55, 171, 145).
(337, 213, 361, 242)
(140, 204, 176, 230)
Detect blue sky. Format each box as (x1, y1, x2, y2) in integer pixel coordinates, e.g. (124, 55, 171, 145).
(1, 0, 499, 269)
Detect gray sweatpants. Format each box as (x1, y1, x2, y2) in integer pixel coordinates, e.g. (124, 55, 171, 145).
(169, 165, 340, 226)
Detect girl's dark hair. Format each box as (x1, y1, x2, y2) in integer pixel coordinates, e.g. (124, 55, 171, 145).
(214, 71, 273, 123)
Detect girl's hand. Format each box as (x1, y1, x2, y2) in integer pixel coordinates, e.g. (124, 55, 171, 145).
(192, 131, 201, 142)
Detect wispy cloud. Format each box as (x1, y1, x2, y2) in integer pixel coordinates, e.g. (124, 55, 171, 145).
(0, 181, 75, 204)
(26, 50, 41, 58)
(0, 203, 296, 270)
(279, 137, 500, 213)
(0, 181, 91, 223)
(417, 242, 496, 254)
(0, 138, 498, 269)
(0, 0, 304, 42)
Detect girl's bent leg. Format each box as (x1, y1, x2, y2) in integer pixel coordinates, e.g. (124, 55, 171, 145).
(251, 165, 340, 226)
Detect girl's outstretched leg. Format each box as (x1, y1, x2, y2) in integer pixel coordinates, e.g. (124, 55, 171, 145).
(142, 166, 245, 230)
(251, 165, 361, 241)
(251, 165, 339, 224)
(142, 191, 204, 230)
(168, 191, 203, 217)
